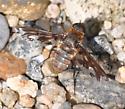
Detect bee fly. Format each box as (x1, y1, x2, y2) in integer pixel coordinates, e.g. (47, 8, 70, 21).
(17, 23, 106, 80)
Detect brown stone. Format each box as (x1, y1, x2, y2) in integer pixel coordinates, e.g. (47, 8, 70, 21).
(0, 0, 49, 20)
(19, 94, 35, 108)
(115, 66, 125, 83)
(0, 51, 26, 80)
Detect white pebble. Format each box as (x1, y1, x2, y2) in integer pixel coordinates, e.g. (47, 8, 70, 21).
(6, 15, 19, 27)
(112, 39, 125, 54)
(115, 66, 125, 83)
(111, 25, 125, 38)
(50, 0, 64, 4)
(35, 103, 49, 109)
(103, 20, 112, 29)
(46, 4, 60, 18)
(7, 75, 38, 97)
(117, 51, 125, 62)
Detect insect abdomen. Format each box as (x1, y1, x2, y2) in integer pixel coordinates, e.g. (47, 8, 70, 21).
(48, 40, 77, 74)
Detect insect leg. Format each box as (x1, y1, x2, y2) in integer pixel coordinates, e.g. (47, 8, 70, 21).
(71, 61, 81, 95)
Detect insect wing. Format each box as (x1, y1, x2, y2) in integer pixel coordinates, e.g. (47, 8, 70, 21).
(21, 27, 56, 41)
(78, 45, 106, 80)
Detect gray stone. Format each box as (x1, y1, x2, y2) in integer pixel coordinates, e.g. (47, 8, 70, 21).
(0, 14, 9, 50)
(73, 104, 102, 109)
(26, 56, 44, 81)
(7, 27, 43, 61)
(59, 102, 72, 109)
(35, 103, 49, 109)
(35, 17, 50, 31)
(59, 70, 125, 109)
(51, 23, 64, 34)
(94, 35, 114, 55)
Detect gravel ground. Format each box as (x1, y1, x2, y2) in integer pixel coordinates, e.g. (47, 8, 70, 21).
(0, 0, 125, 109)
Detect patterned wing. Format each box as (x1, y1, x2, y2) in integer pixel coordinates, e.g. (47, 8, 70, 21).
(76, 44, 106, 80)
(14, 26, 66, 42)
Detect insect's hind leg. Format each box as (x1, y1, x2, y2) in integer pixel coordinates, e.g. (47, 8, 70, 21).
(71, 63, 81, 95)
(73, 70, 79, 95)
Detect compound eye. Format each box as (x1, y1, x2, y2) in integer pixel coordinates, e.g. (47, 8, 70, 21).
(73, 23, 84, 33)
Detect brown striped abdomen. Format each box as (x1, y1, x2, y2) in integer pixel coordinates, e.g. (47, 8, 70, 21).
(48, 38, 78, 74)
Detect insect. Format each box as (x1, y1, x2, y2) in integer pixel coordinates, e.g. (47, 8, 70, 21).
(17, 23, 106, 80)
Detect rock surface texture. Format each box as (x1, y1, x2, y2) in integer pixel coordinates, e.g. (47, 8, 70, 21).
(0, 0, 49, 20)
(0, 51, 26, 80)
(0, 0, 124, 109)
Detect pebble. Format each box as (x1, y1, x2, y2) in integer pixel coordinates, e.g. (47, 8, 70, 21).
(99, 30, 114, 42)
(111, 25, 125, 38)
(0, 51, 26, 80)
(52, 102, 71, 109)
(50, 0, 64, 4)
(35, 17, 50, 31)
(0, 88, 18, 108)
(115, 66, 125, 83)
(103, 20, 112, 30)
(112, 39, 125, 54)
(0, 14, 10, 50)
(19, 94, 35, 108)
(51, 102, 64, 109)
(117, 51, 125, 62)
(6, 75, 38, 97)
(40, 82, 66, 108)
(73, 104, 102, 109)
(42, 77, 58, 85)
(35, 103, 49, 109)
(7, 28, 43, 61)
(63, 20, 72, 32)
(0, 0, 49, 20)
(64, 0, 86, 23)
(58, 71, 74, 94)
(51, 23, 64, 34)
(46, 4, 60, 19)
(14, 102, 32, 109)
(6, 15, 19, 27)
(94, 35, 114, 54)
(36, 95, 53, 108)
(26, 56, 44, 81)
